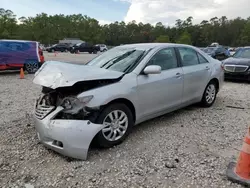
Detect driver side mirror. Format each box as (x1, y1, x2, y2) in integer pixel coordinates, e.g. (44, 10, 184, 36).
(143, 65, 161, 75)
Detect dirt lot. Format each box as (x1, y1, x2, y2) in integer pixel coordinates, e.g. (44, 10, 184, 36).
(44, 51, 99, 64)
(0, 53, 249, 188)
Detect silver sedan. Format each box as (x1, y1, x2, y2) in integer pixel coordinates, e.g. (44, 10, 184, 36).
(33, 43, 224, 160)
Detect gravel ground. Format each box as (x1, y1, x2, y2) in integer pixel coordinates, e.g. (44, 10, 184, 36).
(0, 56, 250, 187)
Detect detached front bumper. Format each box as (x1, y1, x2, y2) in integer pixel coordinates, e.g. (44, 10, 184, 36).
(34, 107, 105, 160)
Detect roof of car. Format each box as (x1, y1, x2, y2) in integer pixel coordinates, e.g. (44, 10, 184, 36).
(117, 43, 195, 50)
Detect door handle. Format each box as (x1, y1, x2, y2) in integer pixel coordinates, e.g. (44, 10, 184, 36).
(205, 66, 210, 70)
(175, 72, 182, 78)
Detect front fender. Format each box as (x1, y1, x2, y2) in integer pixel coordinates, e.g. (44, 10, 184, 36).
(77, 73, 138, 109)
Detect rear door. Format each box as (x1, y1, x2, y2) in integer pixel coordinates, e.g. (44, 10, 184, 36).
(176, 47, 211, 103)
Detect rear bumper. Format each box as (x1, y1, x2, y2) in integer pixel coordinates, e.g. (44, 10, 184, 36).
(34, 107, 105, 160)
(224, 71, 250, 81)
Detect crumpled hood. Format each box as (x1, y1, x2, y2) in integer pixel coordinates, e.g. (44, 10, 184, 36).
(223, 57, 250, 66)
(33, 61, 124, 89)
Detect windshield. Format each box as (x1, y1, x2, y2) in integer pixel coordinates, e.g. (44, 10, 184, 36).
(203, 47, 216, 53)
(233, 48, 250, 59)
(86, 47, 146, 73)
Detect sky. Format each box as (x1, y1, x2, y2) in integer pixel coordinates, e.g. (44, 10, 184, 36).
(1, 0, 250, 26)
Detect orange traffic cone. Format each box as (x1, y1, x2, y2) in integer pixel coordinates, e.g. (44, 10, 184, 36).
(227, 126, 250, 186)
(20, 68, 24, 79)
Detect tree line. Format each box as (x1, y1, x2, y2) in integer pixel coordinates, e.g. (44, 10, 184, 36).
(1, 8, 250, 47)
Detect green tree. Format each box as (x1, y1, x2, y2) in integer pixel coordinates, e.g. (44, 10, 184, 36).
(1, 8, 250, 47)
(176, 31, 192, 44)
(239, 19, 250, 46)
(155, 35, 170, 43)
(0, 8, 17, 39)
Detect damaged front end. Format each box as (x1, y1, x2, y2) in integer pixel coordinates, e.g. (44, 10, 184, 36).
(34, 76, 122, 160)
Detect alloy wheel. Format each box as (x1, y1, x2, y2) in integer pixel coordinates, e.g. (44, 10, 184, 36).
(205, 84, 216, 104)
(102, 110, 128, 141)
(25, 62, 39, 73)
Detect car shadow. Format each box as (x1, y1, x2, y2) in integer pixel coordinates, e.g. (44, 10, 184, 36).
(224, 79, 249, 84)
(0, 70, 20, 75)
(131, 104, 198, 134)
(86, 104, 200, 161)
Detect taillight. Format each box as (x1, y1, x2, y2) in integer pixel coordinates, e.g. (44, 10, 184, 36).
(39, 48, 43, 55)
(38, 47, 45, 63)
(220, 61, 225, 70)
(221, 64, 224, 70)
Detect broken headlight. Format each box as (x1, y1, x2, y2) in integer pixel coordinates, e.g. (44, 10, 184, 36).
(61, 95, 93, 113)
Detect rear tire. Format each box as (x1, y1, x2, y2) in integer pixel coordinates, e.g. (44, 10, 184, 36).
(200, 81, 217, 107)
(94, 103, 134, 148)
(24, 61, 40, 74)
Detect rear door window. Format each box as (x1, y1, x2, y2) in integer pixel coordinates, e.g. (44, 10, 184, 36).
(197, 53, 209, 64)
(178, 47, 199, 67)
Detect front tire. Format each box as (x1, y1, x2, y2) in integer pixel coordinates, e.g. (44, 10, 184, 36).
(200, 81, 217, 107)
(95, 103, 134, 148)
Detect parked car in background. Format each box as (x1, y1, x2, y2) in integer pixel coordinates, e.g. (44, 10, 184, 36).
(203, 46, 230, 60)
(96, 44, 108, 52)
(70, 42, 100, 54)
(33, 43, 224, 160)
(229, 48, 236, 56)
(39, 44, 46, 51)
(0, 40, 45, 73)
(199, 47, 205, 52)
(46, 43, 70, 53)
(222, 47, 250, 81)
(210, 42, 220, 47)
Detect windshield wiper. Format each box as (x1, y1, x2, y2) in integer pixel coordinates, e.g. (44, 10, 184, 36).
(100, 56, 120, 68)
(104, 50, 136, 69)
(123, 51, 146, 73)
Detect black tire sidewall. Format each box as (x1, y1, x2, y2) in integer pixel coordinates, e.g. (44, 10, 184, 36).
(201, 81, 217, 107)
(95, 103, 134, 148)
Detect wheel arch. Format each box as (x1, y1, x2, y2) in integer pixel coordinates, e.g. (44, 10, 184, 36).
(209, 78, 219, 93)
(103, 98, 136, 123)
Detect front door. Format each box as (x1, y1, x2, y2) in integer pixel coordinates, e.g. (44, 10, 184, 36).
(137, 47, 184, 119)
(176, 47, 212, 103)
